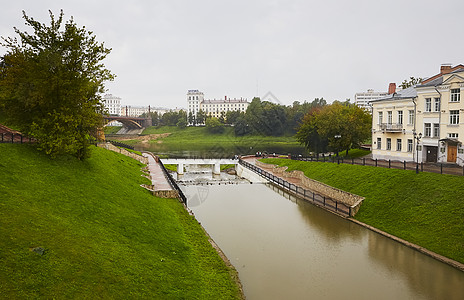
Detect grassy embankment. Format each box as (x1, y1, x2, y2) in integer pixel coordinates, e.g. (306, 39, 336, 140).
(120, 126, 302, 148)
(0, 144, 242, 299)
(260, 158, 464, 264)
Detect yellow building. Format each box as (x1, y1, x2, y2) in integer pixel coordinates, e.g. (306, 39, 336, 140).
(371, 64, 464, 166)
(415, 64, 464, 165)
(370, 84, 417, 162)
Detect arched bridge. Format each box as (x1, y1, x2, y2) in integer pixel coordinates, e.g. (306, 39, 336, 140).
(104, 116, 152, 129)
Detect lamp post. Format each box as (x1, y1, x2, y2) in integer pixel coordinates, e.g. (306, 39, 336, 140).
(414, 132, 422, 174)
(334, 134, 341, 163)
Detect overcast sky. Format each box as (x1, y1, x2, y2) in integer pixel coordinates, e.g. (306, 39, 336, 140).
(1, 0, 463, 108)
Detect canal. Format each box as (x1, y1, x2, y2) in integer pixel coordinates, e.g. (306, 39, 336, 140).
(181, 180, 464, 299)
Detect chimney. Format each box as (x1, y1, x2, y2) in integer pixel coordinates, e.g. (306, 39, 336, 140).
(440, 64, 452, 74)
(388, 83, 396, 94)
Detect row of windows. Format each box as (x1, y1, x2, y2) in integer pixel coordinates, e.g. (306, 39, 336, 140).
(188, 96, 200, 100)
(378, 110, 414, 125)
(377, 138, 413, 152)
(378, 110, 460, 125)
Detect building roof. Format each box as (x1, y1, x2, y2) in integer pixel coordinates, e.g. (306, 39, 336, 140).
(420, 64, 464, 85)
(369, 86, 417, 103)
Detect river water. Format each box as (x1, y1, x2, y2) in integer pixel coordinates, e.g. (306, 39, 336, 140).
(181, 180, 464, 299)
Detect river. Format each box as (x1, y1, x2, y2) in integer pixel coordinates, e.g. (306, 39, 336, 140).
(181, 180, 464, 299)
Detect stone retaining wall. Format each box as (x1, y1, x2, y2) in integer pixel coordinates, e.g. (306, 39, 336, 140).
(98, 142, 148, 164)
(256, 160, 364, 215)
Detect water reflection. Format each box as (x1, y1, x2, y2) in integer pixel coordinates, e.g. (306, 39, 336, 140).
(184, 183, 464, 300)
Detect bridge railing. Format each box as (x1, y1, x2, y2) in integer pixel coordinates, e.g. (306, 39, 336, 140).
(158, 158, 188, 205)
(106, 140, 134, 150)
(239, 158, 351, 217)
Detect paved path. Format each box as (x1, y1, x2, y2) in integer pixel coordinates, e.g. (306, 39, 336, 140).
(142, 153, 173, 191)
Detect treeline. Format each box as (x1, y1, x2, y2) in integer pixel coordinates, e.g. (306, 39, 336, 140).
(142, 97, 330, 136)
(139, 97, 372, 155)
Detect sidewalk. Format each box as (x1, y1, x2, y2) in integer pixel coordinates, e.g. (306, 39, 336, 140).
(142, 153, 173, 191)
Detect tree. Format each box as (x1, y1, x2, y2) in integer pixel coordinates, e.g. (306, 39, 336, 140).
(295, 107, 328, 156)
(196, 109, 206, 125)
(296, 103, 371, 156)
(400, 77, 423, 89)
(234, 115, 250, 136)
(0, 10, 114, 159)
(205, 117, 225, 134)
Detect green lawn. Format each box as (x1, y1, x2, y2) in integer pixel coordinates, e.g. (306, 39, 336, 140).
(0, 144, 242, 299)
(260, 158, 464, 264)
(141, 126, 301, 147)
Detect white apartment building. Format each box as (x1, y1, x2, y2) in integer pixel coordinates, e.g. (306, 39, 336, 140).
(102, 94, 121, 116)
(187, 89, 249, 122)
(355, 89, 388, 112)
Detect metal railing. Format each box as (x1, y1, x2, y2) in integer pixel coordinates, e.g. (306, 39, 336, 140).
(379, 123, 403, 132)
(0, 132, 35, 144)
(239, 159, 352, 217)
(106, 140, 134, 150)
(291, 155, 464, 176)
(158, 158, 188, 204)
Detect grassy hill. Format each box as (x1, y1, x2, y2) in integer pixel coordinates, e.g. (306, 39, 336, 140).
(261, 158, 464, 264)
(0, 144, 242, 299)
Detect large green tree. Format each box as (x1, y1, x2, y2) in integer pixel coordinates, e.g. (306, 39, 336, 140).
(296, 102, 371, 156)
(0, 10, 114, 159)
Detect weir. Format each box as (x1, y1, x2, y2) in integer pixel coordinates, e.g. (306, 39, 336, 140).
(160, 158, 238, 175)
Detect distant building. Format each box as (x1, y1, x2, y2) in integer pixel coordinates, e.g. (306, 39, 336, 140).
(102, 94, 121, 116)
(354, 89, 388, 112)
(119, 105, 176, 117)
(187, 89, 249, 122)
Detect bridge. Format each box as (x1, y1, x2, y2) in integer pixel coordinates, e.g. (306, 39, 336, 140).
(160, 158, 238, 175)
(104, 115, 152, 129)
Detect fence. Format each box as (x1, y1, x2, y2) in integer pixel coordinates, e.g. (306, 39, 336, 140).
(291, 155, 464, 176)
(0, 132, 35, 144)
(239, 159, 352, 217)
(106, 140, 134, 150)
(158, 158, 188, 204)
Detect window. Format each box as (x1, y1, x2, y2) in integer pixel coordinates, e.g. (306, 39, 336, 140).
(450, 110, 459, 125)
(434, 98, 440, 112)
(386, 138, 391, 150)
(433, 123, 439, 137)
(378, 112, 383, 125)
(377, 137, 381, 150)
(449, 133, 459, 138)
(407, 139, 413, 152)
(451, 88, 460, 102)
(424, 123, 431, 137)
(387, 111, 392, 124)
(408, 110, 414, 125)
(397, 139, 402, 152)
(398, 111, 403, 125)
(425, 98, 431, 112)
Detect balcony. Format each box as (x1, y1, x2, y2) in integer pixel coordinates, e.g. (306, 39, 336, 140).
(379, 123, 403, 132)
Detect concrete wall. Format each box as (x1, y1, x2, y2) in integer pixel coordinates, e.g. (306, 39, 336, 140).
(236, 164, 268, 183)
(255, 160, 364, 215)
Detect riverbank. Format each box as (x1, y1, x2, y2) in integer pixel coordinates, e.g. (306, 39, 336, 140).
(106, 126, 305, 154)
(259, 158, 464, 266)
(0, 144, 243, 299)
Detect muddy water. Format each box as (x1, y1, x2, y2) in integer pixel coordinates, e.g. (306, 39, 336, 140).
(182, 183, 464, 300)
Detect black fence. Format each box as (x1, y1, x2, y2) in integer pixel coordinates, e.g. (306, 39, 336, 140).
(239, 159, 352, 217)
(291, 155, 464, 176)
(158, 158, 188, 205)
(106, 140, 134, 150)
(0, 132, 35, 144)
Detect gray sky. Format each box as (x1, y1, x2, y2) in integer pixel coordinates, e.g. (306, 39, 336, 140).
(1, 0, 463, 108)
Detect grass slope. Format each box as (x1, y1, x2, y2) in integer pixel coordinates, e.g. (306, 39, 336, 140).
(140, 126, 301, 148)
(261, 158, 464, 264)
(0, 144, 241, 299)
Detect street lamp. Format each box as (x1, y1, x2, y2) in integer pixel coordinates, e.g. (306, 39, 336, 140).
(334, 134, 341, 163)
(413, 132, 422, 174)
